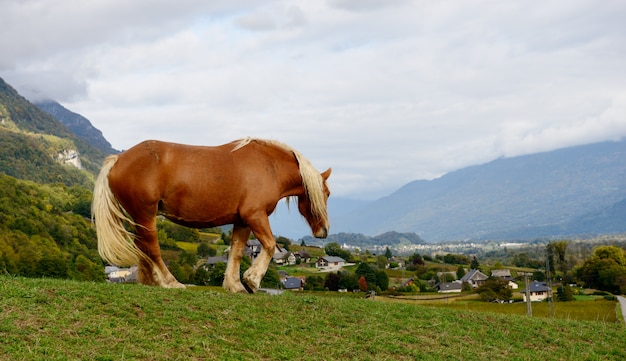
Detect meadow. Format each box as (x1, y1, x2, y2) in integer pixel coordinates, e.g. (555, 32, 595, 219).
(1, 276, 624, 360)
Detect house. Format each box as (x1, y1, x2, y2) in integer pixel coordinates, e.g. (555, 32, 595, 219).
(105, 265, 137, 283)
(273, 249, 296, 265)
(278, 270, 289, 280)
(283, 276, 305, 290)
(224, 239, 264, 260)
(294, 249, 312, 263)
(316, 256, 346, 269)
(491, 269, 519, 289)
(436, 282, 463, 293)
(387, 257, 405, 269)
(460, 269, 488, 288)
(521, 281, 552, 302)
(245, 239, 262, 260)
(205, 256, 228, 269)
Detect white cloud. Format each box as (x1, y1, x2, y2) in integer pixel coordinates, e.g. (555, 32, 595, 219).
(1, 0, 626, 199)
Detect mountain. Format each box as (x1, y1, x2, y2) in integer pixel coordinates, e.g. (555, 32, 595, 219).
(35, 100, 118, 154)
(333, 140, 626, 242)
(300, 231, 425, 249)
(0, 76, 107, 185)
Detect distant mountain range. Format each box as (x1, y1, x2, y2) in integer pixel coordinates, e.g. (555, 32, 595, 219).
(331, 140, 626, 242)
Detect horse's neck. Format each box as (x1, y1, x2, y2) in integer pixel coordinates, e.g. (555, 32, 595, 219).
(269, 147, 305, 198)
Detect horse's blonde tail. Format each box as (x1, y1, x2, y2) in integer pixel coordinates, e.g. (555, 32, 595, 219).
(92, 155, 145, 267)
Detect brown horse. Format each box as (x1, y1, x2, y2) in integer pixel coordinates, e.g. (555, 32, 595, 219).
(92, 138, 331, 292)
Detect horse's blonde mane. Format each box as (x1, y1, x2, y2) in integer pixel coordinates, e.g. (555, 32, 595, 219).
(233, 137, 328, 221)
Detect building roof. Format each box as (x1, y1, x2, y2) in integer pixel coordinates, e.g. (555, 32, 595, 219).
(521, 281, 551, 293)
(206, 256, 228, 265)
(436, 282, 463, 291)
(273, 250, 292, 260)
(295, 249, 311, 258)
(491, 269, 512, 278)
(460, 269, 488, 283)
(283, 277, 303, 289)
(319, 256, 346, 263)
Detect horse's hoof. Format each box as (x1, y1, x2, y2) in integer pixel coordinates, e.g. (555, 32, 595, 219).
(242, 282, 256, 294)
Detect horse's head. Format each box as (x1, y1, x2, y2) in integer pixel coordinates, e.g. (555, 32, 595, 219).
(298, 168, 332, 238)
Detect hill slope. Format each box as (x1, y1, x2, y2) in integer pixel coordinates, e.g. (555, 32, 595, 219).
(334, 140, 626, 241)
(1, 276, 623, 360)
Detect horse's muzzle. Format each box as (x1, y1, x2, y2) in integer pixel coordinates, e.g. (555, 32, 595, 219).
(314, 226, 329, 239)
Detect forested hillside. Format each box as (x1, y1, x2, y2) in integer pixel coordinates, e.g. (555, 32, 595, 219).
(0, 76, 110, 280)
(0, 174, 103, 280)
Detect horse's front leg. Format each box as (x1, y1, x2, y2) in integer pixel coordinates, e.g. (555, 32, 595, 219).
(242, 215, 276, 293)
(223, 225, 251, 293)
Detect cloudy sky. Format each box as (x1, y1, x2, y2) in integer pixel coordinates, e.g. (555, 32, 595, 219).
(2, 0, 626, 199)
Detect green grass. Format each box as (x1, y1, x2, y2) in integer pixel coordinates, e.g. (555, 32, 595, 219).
(384, 293, 621, 323)
(1, 276, 624, 360)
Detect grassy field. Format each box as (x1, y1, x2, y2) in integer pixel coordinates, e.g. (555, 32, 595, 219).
(1, 276, 624, 360)
(383, 294, 621, 323)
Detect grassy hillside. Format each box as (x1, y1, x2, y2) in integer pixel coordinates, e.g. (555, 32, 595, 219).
(1, 276, 624, 360)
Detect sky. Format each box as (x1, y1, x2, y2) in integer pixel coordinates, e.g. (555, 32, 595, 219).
(1, 0, 626, 200)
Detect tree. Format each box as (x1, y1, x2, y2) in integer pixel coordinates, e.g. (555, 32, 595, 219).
(70, 254, 105, 282)
(547, 240, 568, 273)
(470, 256, 480, 270)
(355, 262, 377, 288)
(209, 262, 226, 286)
(193, 266, 210, 286)
(556, 284, 574, 301)
(456, 265, 466, 280)
(384, 247, 392, 259)
(410, 253, 424, 266)
(276, 236, 291, 251)
(261, 267, 281, 288)
(443, 254, 470, 265)
(196, 242, 216, 257)
(358, 276, 368, 292)
(178, 250, 197, 266)
(577, 245, 626, 294)
(324, 272, 340, 291)
(304, 275, 324, 291)
(376, 255, 387, 269)
(324, 242, 351, 261)
(375, 270, 389, 291)
(36, 254, 68, 278)
(338, 272, 359, 291)
(475, 277, 512, 302)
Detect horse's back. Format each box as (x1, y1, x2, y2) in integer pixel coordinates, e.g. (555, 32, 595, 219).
(106, 140, 280, 226)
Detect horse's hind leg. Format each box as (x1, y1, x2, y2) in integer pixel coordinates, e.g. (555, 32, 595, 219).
(135, 218, 185, 288)
(223, 225, 250, 293)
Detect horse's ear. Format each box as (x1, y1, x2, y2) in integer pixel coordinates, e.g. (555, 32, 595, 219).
(321, 168, 332, 180)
